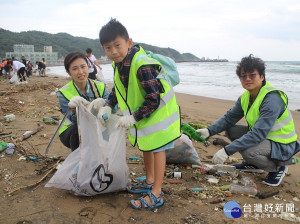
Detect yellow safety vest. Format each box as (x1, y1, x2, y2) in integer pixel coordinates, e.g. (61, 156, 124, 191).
(241, 81, 297, 144)
(58, 79, 105, 135)
(113, 46, 181, 151)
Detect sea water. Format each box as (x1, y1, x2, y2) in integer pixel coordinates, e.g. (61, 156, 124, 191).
(48, 61, 300, 110)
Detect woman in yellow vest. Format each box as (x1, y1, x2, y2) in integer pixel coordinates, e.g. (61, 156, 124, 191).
(98, 19, 181, 210)
(197, 55, 300, 186)
(57, 52, 109, 151)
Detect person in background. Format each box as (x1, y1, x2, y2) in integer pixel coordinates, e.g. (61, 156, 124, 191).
(86, 48, 102, 80)
(27, 61, 32, 77)
(33, 62, 39, 74)
(197, 54, 300, 187)
(98, 18, 181, 210)
(56, 51, 111, 151)
(7, 59, 27, 83)
(3, 59, 11, 79)
(42, 58, 47, 75)
(36, 61, 46, 77)
(21, 56, 29, 77)
(0, 58, 3, 76)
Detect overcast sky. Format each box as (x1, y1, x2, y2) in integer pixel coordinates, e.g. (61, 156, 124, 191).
(1, 0, 300, 61)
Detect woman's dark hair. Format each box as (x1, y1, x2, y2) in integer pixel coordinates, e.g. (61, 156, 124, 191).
(236, 54, 266, 84)
(64, 52, 88, 72)
(99, 18, 129, 45)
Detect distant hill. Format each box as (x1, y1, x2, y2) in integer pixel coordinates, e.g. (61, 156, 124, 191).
(0, 28, 201, 62)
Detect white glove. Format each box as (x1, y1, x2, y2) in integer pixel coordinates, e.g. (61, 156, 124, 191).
(115, 115, 136, 128)
(196, 128, 210, 139)
(212, 148, 228, 164)
(68, 96, 90, 108)
(87, 98, 106, 113)
(97, 106, 112, 125)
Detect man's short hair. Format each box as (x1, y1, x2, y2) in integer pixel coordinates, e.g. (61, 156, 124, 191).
(86, 48, 92, 54)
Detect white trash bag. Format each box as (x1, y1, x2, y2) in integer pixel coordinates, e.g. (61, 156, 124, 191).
(45, 104, 130, 196)
(96, 69, 105, 82)
(9, 74, 19, 85)
(166, 134, 201, 165)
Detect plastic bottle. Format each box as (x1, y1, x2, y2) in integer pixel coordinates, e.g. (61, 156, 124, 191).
(292, 157, 299, 164)
(42, 117, 59, 124)
(229, 184, 258, 195)
(199, 163, 236, 175)
(240, 176, 256, 186)
(190, 187, 204, 192)
(215, 164, 237, 175)
(5, 144, 15, 155)
(29, 156, 40, 162)
(0, 142, 8, 152)
(199, 164, 214, 173)
(181, 123, 208, 146)
(3, 114, 15, 122)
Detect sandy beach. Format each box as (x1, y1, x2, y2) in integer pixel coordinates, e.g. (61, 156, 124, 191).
(0, 75, 300, 224)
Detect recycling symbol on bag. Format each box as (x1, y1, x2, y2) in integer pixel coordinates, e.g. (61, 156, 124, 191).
(89, 164, 113, 192)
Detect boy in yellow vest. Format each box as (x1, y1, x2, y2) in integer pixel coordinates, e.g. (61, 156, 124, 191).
(98, 18, 181, 209)
(197, 55, 300, 187)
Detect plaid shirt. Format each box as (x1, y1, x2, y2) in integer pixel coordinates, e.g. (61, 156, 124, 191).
(107, 46, 163, 122)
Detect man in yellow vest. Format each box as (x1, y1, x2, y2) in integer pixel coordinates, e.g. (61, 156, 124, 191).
(98, 18, 181, 210)
(197, 55, 300, 187)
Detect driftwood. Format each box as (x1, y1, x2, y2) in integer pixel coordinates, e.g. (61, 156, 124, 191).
(21, 124, 44, 141)
(0, 90, 18, 96)
(0, 132, 12, 136)
(7, 160, 60, 195)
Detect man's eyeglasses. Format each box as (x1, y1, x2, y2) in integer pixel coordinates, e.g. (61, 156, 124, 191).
(239, 73, 257, 81)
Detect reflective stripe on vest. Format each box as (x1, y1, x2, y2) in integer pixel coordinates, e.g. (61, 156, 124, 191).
(129, 110, 179, 137)
(270, 110, 293, 132)
(113, 45, 181, 151)
(58, 79, 105, 135)
(241, 81, 297, 144)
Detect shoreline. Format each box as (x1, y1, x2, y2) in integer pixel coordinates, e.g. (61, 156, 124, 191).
(48, 73, 300, 124)
(174, 90, 300, 135)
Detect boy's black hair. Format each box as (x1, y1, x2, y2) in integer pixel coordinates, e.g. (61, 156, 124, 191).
(236, 54, 266, 84)
(86, 48, 92, 54)
(99, 18, 129, 45)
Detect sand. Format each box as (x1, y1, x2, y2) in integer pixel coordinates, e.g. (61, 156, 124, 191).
(0, 75, 300, 224)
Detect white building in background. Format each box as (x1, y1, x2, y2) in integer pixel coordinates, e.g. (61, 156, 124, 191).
(6, 44, 58, 65)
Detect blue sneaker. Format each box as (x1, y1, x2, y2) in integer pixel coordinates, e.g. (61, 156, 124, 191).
(262, 166, 288, 187)
(233, 161, 264, 173)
